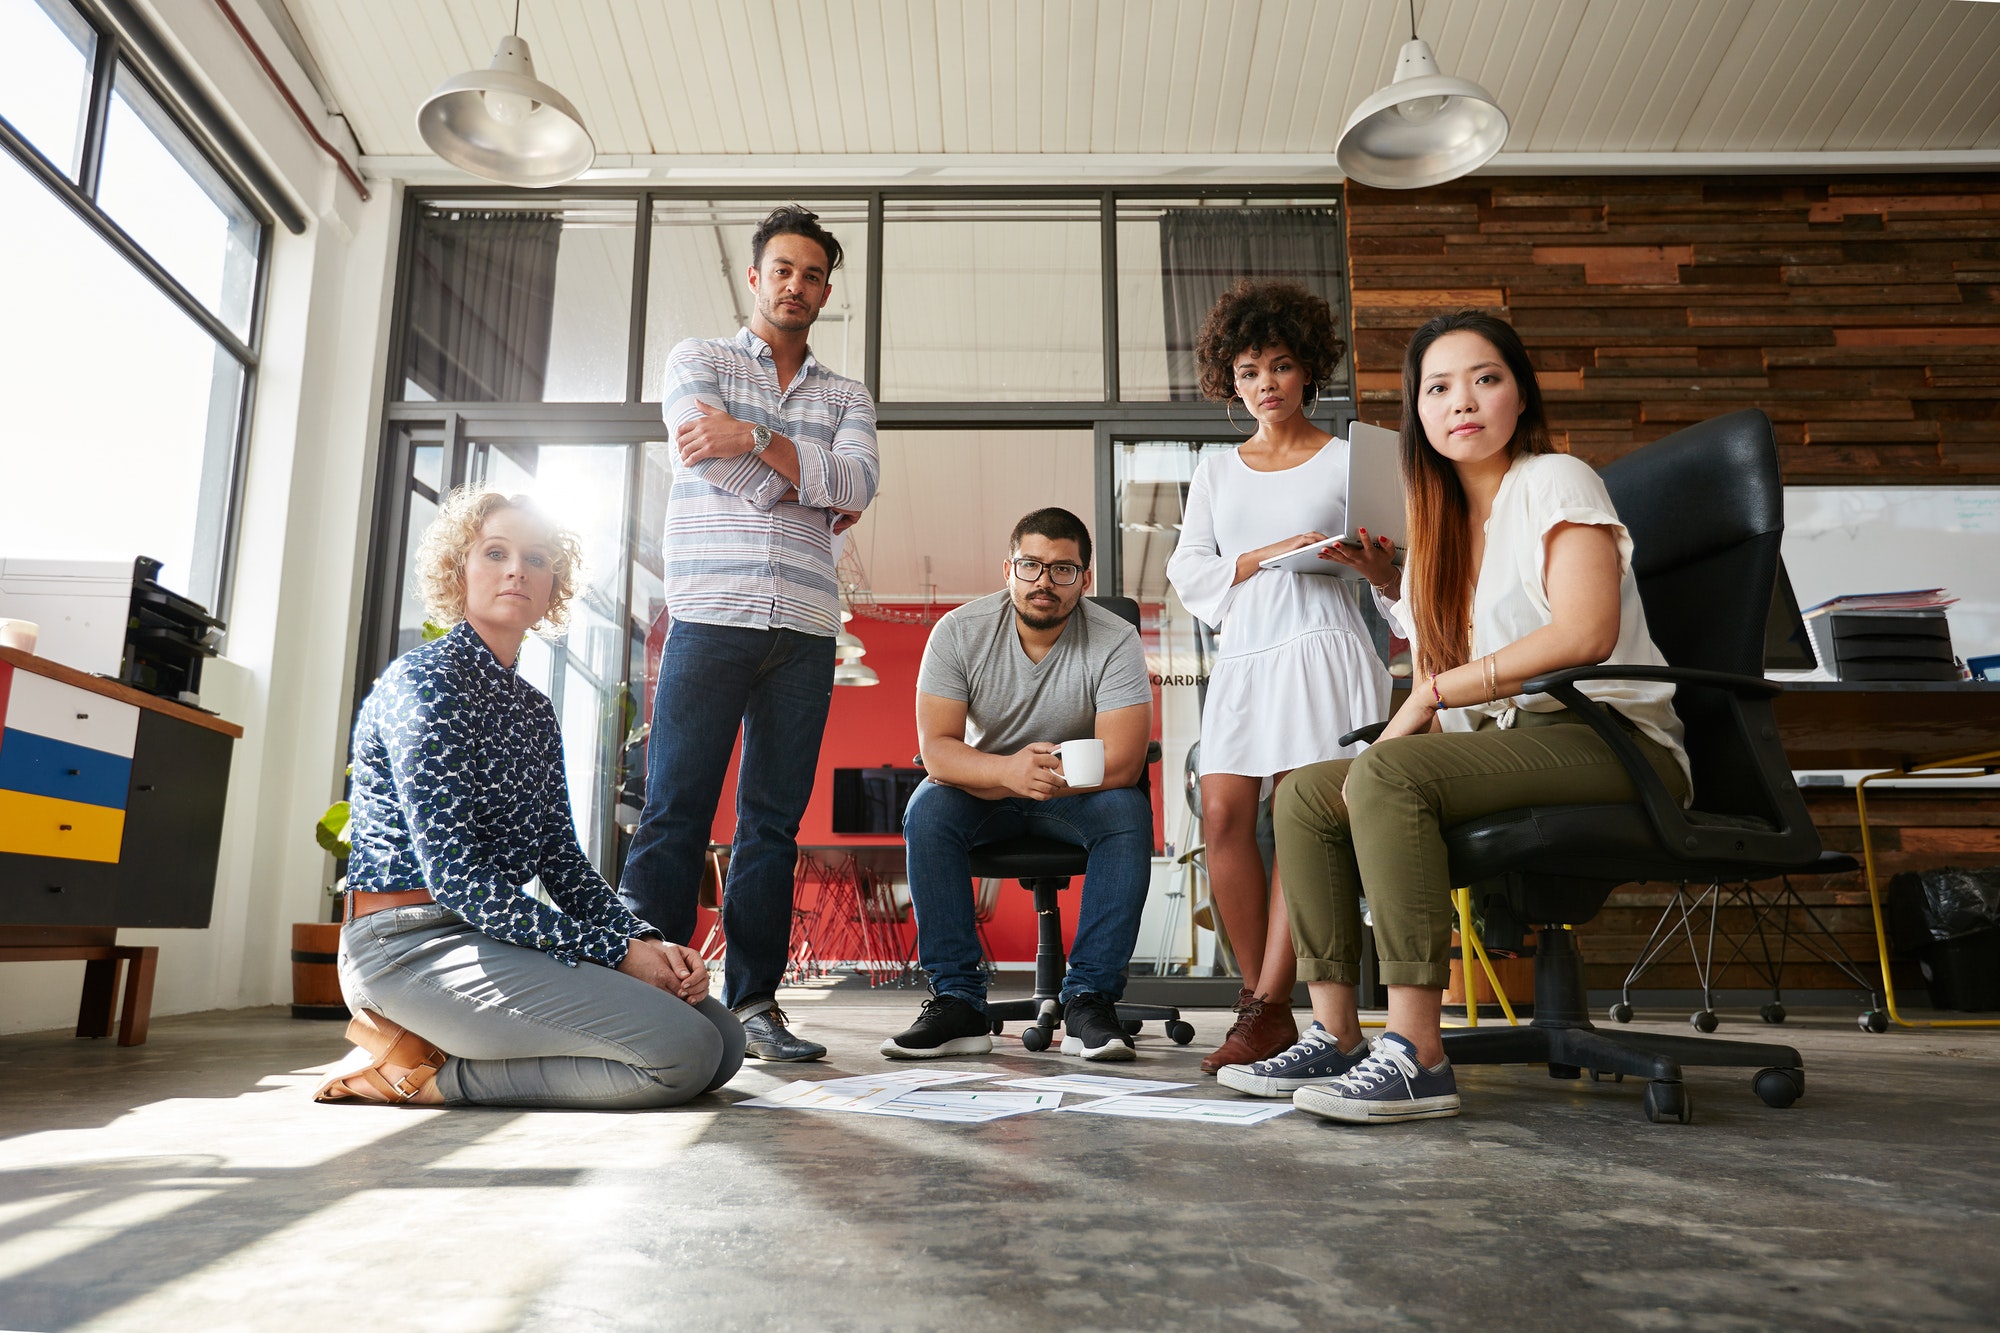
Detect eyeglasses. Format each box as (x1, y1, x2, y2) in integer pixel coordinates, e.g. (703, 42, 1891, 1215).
(1010, 557, 1083, 586)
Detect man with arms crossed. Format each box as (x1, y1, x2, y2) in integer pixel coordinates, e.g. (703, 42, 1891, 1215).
(886, 508, 1155, 1062)
(620, 206, 878, 1062)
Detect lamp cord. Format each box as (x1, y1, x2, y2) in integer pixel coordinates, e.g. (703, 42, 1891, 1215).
(1409, 0, 1418, 41)
(513, 0, 522, 37)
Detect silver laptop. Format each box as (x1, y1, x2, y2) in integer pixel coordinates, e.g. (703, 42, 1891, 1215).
(1258, 421, 1407, 580)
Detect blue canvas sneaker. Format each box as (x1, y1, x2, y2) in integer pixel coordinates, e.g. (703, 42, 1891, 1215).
(1292, 1031, 1461, 1123)
(1215, 1022, 1371, 1097)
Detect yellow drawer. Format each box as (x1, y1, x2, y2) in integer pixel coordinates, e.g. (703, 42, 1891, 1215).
(0, 790, 125, 862)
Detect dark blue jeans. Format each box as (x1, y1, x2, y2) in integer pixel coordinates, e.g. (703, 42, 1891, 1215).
(618, 620, 834, 1010)
(901, 778, 1154, 1010)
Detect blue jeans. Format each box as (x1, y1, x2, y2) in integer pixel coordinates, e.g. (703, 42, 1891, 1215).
(901, 778, 1154, 1009)
(618, 620, 834, 1010)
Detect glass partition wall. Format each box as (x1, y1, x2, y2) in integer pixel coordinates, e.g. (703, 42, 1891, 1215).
(364, 189, 1356, 977)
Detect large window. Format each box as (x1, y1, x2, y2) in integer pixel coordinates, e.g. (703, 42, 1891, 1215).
(367, 188, 1355, 883)
(0, 0, 269, 612)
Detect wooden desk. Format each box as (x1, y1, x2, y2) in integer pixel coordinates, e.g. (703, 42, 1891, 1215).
(1772, 680, 2000, 771)
(0, 647, 242, 1044)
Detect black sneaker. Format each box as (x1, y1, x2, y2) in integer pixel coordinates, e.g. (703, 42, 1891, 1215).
(737, 1003, 827, 1062)
(880, 993, 994, 1059)
(1216, 1022, 1371, 1097)
(1293, 1032, 1460, 1123)
(1059, 992, 1136, 1062)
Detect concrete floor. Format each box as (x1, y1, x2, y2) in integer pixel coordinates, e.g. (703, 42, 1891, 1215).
(2, 983, 1998, 1332)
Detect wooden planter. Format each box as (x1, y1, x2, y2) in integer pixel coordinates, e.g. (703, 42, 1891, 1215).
(291, 921, 349, 1020)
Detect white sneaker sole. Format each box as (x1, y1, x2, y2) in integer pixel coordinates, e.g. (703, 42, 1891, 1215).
(1060, 1035, 1136, 1061)
(879, 1034, 993, 1059)
(1292, 1086, 1461, 1123)
(1215, 1064, 1349, 1098)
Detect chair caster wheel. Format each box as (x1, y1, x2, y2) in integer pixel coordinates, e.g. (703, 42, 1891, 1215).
(1122, 1019, 1144, 1036)
(1609, 1002, 1634, 1024)
(1860, 1010, 1889, 1034)
(1691, 1010, 1719, 1034)
(1753, 1067, 1804, 1108)
(1548, 1062, 1582, 1080)
(1760, 1002, 1786, 1024)
(990, 1018, 1005, 1036)
(1020, 1026, 1052, 1052)
(1165, 1021, 1196, 1045)
(1642, 1080, 1692, 1124)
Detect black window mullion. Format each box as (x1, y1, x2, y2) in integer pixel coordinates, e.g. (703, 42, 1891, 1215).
(864, 191, 884, 401)
(75, 15, 116, 194)
(625, 193, 651, 403)
(1100, 191, 1119, 403)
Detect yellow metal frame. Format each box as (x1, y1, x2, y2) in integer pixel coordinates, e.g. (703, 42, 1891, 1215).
(1360, 887, 1523, 1028)
(1856, 746, 2000, 1030)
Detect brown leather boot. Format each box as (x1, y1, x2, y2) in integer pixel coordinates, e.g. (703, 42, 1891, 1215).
(1199, 988, 1298, 1073)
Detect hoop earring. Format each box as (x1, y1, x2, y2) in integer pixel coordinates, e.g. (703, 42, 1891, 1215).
(1303, 383, 1319, 413)
(1226, 400, 1252, 436)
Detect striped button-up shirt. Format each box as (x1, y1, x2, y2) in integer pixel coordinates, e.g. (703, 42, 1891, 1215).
(661, 327, 879, 636)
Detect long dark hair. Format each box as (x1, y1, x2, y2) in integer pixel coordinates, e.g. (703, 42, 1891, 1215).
(1400, 310, 1554, 678)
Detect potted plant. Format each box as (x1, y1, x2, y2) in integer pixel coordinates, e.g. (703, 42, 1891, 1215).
(291, 797, 351, 1020)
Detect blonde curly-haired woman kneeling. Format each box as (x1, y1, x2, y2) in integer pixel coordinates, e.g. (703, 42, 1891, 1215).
(316, 487, 744, 1108)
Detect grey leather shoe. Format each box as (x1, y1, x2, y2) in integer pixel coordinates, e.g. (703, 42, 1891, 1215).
(737, 1004, 827, 1062)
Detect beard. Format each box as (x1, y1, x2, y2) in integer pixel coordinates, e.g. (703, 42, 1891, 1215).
(759, 294, 818, 332)
(1013, 593, 1073, 631)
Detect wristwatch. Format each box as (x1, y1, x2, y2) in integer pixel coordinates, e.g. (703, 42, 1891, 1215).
(750, 424, 773, 458)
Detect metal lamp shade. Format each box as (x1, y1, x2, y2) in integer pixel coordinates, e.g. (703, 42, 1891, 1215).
(833, 662, 879, 687)
(1336, 39, 1508, 190)
(417, 36, 594, 188)
(835, 629, 867, 663)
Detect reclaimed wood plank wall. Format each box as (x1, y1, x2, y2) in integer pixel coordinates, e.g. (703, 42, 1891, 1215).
(1345, 175, 2000, 484)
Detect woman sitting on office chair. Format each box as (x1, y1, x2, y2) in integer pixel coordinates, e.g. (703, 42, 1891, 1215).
(1165, 279, 1392, 1082)
(316, 486, 743, 1108)
(1268, 309, 1691, 1125)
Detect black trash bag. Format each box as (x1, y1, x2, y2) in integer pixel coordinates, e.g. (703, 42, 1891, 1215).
(1884, 866, 2000, 953)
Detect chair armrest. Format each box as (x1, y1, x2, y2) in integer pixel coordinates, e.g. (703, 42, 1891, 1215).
(1339, 721, 1388, 747)
(1523, 664, 1782, 699)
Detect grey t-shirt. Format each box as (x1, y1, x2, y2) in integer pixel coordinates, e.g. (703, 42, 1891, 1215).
(917, 591, 1153, 755)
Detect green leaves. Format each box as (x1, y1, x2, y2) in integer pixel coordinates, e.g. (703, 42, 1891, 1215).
(315, 801, 352, 859)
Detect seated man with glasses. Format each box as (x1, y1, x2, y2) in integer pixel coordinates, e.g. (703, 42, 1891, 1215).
(885, 507, 1156, 1062)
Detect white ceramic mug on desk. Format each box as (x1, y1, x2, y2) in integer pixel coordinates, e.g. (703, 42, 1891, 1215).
(1055, 737, 1105, 788)
(0, 619, 38, 654)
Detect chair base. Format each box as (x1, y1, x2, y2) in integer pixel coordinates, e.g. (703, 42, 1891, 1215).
(984, 877, 1196, 1052)
(1441, 926, 1805, 1123)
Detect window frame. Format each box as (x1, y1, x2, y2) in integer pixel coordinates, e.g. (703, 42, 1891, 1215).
(0, 0, 278, 620)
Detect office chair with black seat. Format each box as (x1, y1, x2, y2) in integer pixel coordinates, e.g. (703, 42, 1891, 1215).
(949, 596, 1197, 1053)
(1345, 409, 1817, 1123)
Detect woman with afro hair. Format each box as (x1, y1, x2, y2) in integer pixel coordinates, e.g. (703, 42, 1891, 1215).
(1166, 280, 1392, 1088)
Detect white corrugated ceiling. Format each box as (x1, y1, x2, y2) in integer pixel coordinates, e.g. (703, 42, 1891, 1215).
(279, 0, 2000, 176)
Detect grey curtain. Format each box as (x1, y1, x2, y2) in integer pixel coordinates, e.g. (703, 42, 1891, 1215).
(401, 211, 562, 402)
(1158, 207, 1349, 401)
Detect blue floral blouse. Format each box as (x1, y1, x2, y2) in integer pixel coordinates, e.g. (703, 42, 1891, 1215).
(346, 621, 656, 968)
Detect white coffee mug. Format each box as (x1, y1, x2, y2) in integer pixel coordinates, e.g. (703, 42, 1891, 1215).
(1055, 737, 1105, 788)
(0, 619, 37, 654)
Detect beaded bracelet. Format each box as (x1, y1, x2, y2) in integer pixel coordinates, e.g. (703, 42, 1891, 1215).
(1429, 672, 1446, 711)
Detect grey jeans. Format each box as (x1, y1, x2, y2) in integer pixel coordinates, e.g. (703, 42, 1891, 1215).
(338, 904, 745, 1109)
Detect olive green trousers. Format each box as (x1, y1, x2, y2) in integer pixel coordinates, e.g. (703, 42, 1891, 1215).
(1273, 709, 1689, 990)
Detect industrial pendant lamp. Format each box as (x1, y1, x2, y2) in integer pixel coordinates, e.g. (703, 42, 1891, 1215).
(1335, 0, 1509, 190)
(416, 0, 594, 187)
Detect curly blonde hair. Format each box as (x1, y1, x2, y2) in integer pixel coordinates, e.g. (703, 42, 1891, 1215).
(416, 487, 584, 634)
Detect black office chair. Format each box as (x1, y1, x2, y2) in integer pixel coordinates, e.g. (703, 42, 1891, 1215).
(1347, 409, 1816, 1123)
(957, 596, 1196, 1052)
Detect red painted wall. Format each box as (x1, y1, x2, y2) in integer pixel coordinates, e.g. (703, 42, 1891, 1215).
(644, 606, 1165, 966)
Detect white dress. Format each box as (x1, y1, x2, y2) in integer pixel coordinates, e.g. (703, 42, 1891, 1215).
(1167, 441, 1391, 780)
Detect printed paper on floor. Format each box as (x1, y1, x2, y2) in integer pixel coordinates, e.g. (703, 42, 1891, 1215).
(1057, 1096, 1295, 1124)
(993, 1073, 1194, 1096)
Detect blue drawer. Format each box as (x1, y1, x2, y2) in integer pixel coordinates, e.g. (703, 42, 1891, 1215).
(0, 727, 132, 809)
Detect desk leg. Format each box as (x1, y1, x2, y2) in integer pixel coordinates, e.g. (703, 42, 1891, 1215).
(117, 947, 158, 1046)
(1856, 750, 2000, 1033)
(76, 958, 122, 1039)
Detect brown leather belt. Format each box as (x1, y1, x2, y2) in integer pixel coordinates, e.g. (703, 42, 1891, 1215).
(347, 888, 435, 921)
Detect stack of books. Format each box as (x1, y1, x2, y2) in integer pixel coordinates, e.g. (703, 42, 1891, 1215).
(1803, 590, 1959, 682)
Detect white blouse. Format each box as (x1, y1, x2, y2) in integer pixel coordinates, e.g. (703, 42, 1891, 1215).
(1389, 451, 1692, 794)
